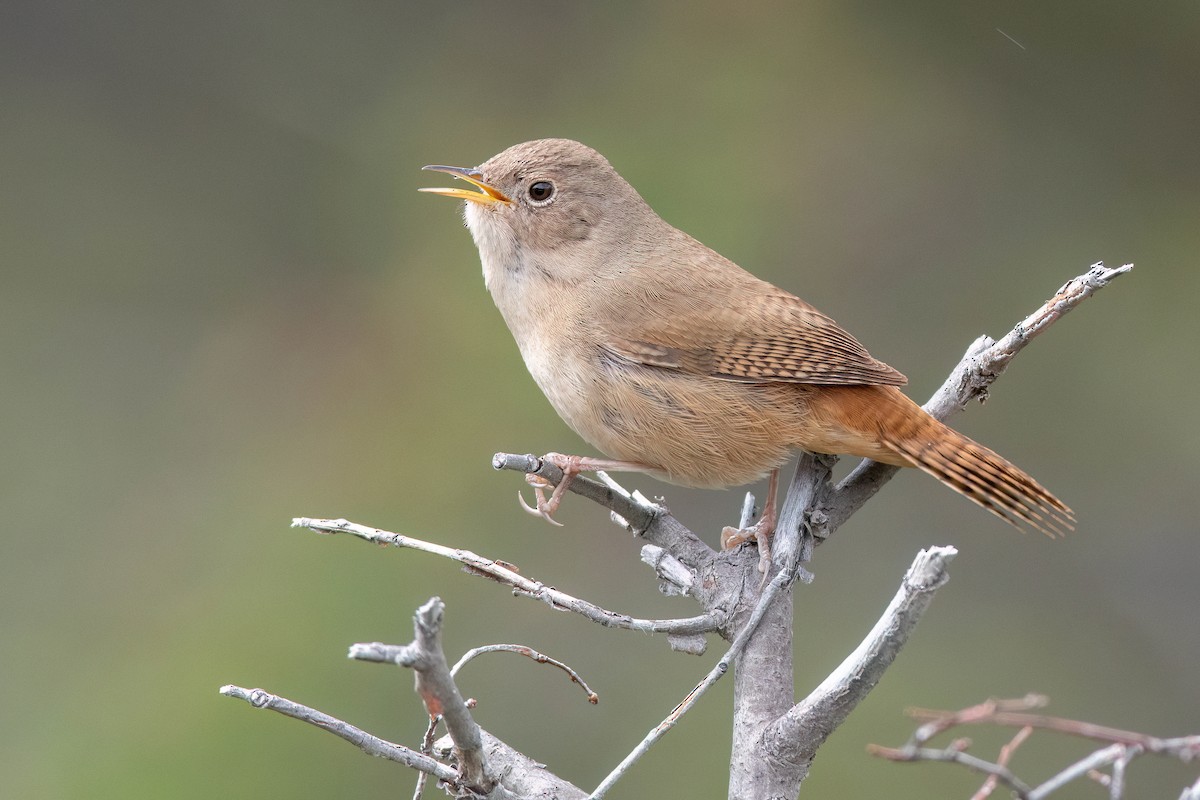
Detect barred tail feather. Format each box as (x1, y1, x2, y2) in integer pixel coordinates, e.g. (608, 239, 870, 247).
(882, 424, 1075, 538)
(805, 385, 1075, 536)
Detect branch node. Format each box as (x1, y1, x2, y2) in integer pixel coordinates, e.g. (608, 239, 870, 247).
(640, 544, 695, 596)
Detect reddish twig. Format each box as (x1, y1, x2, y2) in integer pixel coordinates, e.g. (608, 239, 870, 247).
(451, 643, 599, 705)
(873, 695, 1200, 799)
(972, 726, 1033, 800)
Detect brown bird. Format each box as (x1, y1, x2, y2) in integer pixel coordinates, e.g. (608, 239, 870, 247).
(421, 139, 1073, 547)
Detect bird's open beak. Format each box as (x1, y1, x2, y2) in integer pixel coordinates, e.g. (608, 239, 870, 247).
(419, 165, 511, 205)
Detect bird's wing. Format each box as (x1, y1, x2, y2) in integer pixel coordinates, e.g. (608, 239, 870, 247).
(595, 276, 907, 387)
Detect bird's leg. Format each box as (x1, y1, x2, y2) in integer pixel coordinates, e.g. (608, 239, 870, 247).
(720, 468, 780, 578)
(519, 452, 652, 526)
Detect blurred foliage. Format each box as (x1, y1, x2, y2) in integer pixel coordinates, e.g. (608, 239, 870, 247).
(2, 1, 1197, 798)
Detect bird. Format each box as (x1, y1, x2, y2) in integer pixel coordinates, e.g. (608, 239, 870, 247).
(420, 138, 1073, 550)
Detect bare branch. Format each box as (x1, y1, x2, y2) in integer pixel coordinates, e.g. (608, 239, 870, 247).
(450, 644, 599, 705)
(765, 546, 958, 766)
(931, 261, 1134, 416)
(1030, 743, 1131, 799)
(869, 741, 1034, 797)
(774, 451, 832, 575)
(218, 685, 460, 785)
(251, 264, 1135, 799)
(221, 683, 588, 800)
(293, 517, 725, 638)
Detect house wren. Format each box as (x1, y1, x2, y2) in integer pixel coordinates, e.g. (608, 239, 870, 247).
(421, 139, 1073, 542)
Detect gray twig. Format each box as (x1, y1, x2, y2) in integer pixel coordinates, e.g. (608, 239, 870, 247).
(450, 644, 599, 705)
(293, 517, 725, 637)
(872, 742, 1034, 797)
(218, 684, 460, 785)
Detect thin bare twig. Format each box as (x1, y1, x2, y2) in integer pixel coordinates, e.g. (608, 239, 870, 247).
(870, 741, 1034, 797)
(451, 644, 599, 705)
(218, 685, 460, 784)
(352, 640, 598, 703)
(292, 517, 725, 637)
(1030, 743, 1130, 799)
(412, 718, 440, 800)
(972, 726, 1033, 799)
(906, 694, 1050, 741)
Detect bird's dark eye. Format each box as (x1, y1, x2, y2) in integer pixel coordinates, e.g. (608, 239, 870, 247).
(528, 181, 554, 202)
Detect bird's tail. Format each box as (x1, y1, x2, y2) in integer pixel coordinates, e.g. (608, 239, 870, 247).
(809, 386, 1075, 537)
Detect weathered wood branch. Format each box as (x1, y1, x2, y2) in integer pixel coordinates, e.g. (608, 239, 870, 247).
(756, 546, 958, 794)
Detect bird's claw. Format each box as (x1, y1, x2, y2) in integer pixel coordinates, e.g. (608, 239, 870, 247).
(721, 522, 774, 591)
(513, 452, 649, 528)
(518, 474, 564, 525)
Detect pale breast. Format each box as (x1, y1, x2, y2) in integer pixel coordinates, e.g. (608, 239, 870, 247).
(525, 339, 810, 489)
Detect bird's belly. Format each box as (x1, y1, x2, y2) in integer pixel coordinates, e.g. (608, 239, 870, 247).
(522, 345, 809, 489)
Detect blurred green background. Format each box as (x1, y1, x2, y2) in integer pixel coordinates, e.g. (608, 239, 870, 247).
(3, 1, 1198, 797)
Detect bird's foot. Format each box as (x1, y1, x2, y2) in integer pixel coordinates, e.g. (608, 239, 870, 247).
(721, 520, 775, 586)
(719, 469, 780, 589)
(518, 469, 570, 527)
(517, 453, 650, 527)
